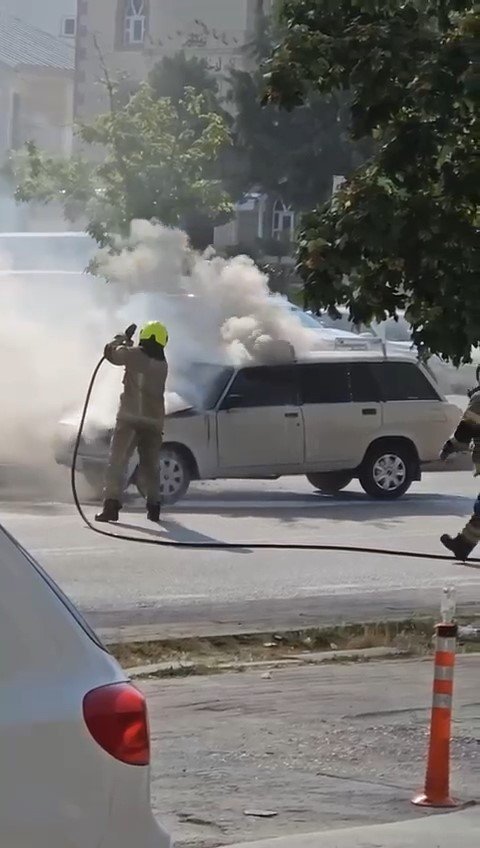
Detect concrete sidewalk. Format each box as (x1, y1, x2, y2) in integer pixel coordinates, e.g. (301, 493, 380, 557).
(223, 806, 479, 848)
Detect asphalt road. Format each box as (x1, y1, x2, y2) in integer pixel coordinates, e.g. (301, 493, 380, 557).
(145, 655, 480, 847)
(1, 464, 480, 636)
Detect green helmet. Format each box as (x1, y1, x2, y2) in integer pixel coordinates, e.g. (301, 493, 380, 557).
(139, 321, 169, 348)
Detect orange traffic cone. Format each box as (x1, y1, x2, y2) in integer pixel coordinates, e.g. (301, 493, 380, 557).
(412, 622, 459, 808)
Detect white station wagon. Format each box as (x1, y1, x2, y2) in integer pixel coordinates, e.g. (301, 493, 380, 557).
(55, 351, 461, 503)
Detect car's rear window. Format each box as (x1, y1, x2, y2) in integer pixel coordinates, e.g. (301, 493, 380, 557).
(0, 524, 107, 652)
(370, 362, 440, 401)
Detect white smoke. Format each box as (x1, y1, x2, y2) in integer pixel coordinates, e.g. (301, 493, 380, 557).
(94, 220, 325, 370)
(0, 221, 329, 470)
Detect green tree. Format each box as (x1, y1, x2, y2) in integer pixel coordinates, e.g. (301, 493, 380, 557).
(148, 50, 236, 246)
(227, 1, 368, 208)
(13, 83, 232, 247)
(149, 51, 220, 110)
(265, 0, 479, 363)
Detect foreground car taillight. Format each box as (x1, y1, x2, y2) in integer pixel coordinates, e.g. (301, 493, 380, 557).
(83, 682, 150, 766)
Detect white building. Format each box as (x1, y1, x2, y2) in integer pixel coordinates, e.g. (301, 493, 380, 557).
(0, 0, 77, 39)
(75, 0, 267, 120)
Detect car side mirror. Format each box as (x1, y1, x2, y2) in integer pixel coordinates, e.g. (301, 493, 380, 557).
(222, 393, 243, 410)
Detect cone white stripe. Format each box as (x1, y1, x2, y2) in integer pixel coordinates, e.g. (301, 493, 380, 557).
(435, 666, 454, 681)
(437, 637, 456, 653)
(432, 693, 452, 709)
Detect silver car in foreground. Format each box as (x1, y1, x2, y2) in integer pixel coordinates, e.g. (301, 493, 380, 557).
(55, 350, 461, 503)
(0, 521, 171, 847)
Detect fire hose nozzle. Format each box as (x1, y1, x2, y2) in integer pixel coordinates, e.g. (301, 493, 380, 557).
(125, 323, 137, 341)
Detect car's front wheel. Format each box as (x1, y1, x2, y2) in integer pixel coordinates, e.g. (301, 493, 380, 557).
(306, 472, 353, 495)
(359, 443, 415, 499)
(136, 446, 192, 505)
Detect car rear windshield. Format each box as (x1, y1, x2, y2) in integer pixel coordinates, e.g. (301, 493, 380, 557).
(0, 524, 107, 652)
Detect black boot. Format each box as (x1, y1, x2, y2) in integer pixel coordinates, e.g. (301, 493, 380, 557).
(147, 502, 161, 523)
(95, 499, 120, 523)
(440, 533, 475, 561)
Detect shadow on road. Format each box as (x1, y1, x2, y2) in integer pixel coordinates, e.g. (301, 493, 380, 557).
(172, 491, 474, 528)
(115, 518, 251, 554)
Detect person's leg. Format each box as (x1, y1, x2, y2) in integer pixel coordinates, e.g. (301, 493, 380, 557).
(440, 493, 480, 560)
(137, 427, 162, 521)
(96, 421, 136, 522)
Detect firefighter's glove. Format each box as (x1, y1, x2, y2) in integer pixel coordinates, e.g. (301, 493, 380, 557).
(114, 333, 133, 347)
(440, 439, 456, 461)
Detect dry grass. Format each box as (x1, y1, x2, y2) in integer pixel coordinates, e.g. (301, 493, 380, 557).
(109, 618, 440, 671)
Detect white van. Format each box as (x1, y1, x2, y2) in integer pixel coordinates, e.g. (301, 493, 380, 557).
(55, 351, 461, 503)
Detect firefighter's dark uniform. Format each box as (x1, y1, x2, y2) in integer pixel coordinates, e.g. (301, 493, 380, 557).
(440, 388, 480, 559)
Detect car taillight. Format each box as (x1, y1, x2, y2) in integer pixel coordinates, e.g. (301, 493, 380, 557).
(83, 682, 150, 766)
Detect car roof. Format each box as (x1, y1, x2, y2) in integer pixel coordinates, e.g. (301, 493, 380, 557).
(293, 350, 417, 364)
(191, 351, 419, 369)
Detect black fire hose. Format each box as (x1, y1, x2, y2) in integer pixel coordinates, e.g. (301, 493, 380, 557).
(71, 330, 474, 560)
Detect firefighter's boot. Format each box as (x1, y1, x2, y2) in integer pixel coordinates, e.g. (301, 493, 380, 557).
(440, 533, 475, 561)
(95, 499, 120, 523)
(147, 502, 161, 523)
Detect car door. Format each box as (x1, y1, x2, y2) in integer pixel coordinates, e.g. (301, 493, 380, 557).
(216, 364, 303, 471)
(370, 361, 449, 460)
(348, 361, 383, 460)
(299, 362, 355, 469)
(298, 361, 382, 469)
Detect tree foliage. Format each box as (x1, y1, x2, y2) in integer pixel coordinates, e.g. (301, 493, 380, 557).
(231, 70, 368, 208)
(229, 5, 367, 208)
(13, 83, 232, 247)
(149, 51, 220, 108)
(265, 0, 479, 362)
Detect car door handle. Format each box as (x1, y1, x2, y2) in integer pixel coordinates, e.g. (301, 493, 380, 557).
(362, 408, 377, 416)
(284, 412, 299, 418)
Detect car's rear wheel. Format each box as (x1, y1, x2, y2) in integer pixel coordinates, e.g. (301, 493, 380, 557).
(306, 472, 353, 495)
(136, 446, 191, 505)
(359, 443, 414, 499)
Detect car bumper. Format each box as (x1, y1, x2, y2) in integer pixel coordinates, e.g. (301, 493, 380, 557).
(53, 430, 107, 470)
(100, 816, 172, 848)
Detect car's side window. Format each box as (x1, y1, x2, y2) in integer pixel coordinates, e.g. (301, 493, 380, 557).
(221, 365, 298, 408)
(298, 364, 351, 404)
(349, 363, 381, 403)
(371, 362, 441, 401)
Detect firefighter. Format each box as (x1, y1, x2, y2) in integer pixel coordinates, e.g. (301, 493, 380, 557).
(95, 321, 168, 524)
(440, 374, 480, 560)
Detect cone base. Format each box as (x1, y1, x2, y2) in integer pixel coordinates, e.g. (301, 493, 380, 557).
(412, 793, 459, 808)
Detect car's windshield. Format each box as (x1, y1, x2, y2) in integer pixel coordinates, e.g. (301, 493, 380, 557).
(172, 363, 234, 410)
(0, 234, 97, 271)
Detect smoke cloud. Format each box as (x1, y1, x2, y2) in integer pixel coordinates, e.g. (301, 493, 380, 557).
(0, 221, 328, 475)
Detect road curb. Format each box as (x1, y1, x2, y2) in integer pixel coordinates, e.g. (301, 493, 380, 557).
(125, 646, 409, 679)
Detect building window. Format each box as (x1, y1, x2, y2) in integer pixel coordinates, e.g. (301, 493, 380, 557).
(272, 200, 295, 241)
(124, 0, 147, 46)
(62, 16, 77, 37)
